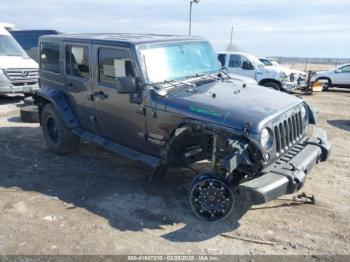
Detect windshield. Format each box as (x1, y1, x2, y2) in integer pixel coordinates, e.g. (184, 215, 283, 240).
(0, 35, 27, 57)
(139, 41, 220, 83)
(260, 59, 273, 66)
(246, 54, 265, 67)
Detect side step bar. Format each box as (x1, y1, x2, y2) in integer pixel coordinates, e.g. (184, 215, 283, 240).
(72, 128, 160, 169)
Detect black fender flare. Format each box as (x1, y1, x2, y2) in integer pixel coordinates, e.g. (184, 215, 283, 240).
(35, 86, 80, 129)
(304, 101, 318, 125)
(160, 124, 194, 166)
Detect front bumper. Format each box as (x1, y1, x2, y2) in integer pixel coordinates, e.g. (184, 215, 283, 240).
(0, 81, 39, 95)
(239, 127, 331, 205)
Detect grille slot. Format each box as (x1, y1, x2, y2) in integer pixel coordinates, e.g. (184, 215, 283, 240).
(4, 69, 38, 82)
(274, 111, 304, 155)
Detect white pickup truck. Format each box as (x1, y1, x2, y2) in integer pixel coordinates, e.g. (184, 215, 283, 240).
(217, 52, 302, 92)
(0, 24, 39, 95)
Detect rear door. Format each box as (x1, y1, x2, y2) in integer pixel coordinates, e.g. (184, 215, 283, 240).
(63, 42, 96, 132)
(92, 44, 147, 151)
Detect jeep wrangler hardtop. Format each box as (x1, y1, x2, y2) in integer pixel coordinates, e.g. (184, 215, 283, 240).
(35, 33, 331, 222)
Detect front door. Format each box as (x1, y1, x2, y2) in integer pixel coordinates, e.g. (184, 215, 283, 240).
(92, 45, 147, 151)
(227, 54, 256, 79)
(63, 42, 95, 132)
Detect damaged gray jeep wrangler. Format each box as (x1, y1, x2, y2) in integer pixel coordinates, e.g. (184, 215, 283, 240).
(35, 34, 331, 222)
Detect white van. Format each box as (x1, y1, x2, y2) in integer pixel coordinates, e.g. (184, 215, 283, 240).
(0, 25, 39, 95)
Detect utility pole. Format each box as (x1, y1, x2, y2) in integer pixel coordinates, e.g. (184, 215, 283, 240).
(229, 27, 234, 51)
(189, 0, 200, 36)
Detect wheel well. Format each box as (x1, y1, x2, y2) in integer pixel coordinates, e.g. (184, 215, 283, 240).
(258, 79, 282, 87)
(161, 125, 211, 167)
(316, 77, 332, 86)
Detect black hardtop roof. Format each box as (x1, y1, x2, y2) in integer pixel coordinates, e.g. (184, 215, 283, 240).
(39, 33, 204, 46)
(10, 29, 60, 34)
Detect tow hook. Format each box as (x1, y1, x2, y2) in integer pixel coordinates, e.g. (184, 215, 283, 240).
(292, 192, 316, 205)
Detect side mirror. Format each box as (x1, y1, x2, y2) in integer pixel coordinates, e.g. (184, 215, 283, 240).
(242, 61, 254, 70)
(335, 69, 341, 73)
(116, 76, 137, 94)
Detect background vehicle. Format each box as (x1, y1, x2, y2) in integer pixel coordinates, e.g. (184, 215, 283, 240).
(259, 57, 307, 87)
(0, 25, 39, 95)
(218, 52, 301, 92)
(311, 63, 350, 90)
(10, 30, 59, 62)
(35, 34, 330, 222)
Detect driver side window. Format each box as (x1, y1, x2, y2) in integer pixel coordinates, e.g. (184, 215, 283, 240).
(228, 54, 242, 68)
(98, 48, 135, 87)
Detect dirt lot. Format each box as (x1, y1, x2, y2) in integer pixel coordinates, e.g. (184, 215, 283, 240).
(0, 89, 349, 255)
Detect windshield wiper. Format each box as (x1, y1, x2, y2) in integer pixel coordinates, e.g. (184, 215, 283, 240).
(218, 67, 233, 80)
(186, 73, 220, 81)
(162, 79, 194, 88)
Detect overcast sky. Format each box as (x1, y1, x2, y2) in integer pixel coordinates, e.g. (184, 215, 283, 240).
(1, 0, 349, 58)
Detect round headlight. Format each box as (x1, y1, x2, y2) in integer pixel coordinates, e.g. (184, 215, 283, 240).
(260, 128, 273, 151)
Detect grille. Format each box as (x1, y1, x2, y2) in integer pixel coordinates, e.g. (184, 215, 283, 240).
(274, 110, 304, 155)
(4, 68, 38, 82)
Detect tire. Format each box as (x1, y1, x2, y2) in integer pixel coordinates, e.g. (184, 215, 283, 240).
(262, 81, 281, 91)
(189, 172, 234, 222)
(20, 105, 39, 123)
(41, 103, 80, 155)
(320, 78, 332, 91)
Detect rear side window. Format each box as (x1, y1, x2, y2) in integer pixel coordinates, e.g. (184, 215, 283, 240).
(98, 48, 134, 86)
(340, 65, 350, 73)
(65, 45, 90, 79)
(40, 42, 60, 73)
(217, 54, 226, 67)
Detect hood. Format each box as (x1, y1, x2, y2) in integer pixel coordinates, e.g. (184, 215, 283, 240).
(164, 80, 302, 134)
(280, 67, 306, 76)
(0, 56, 38, 69)
(228, 73, 257, 84)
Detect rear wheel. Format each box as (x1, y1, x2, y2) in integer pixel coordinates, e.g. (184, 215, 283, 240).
(41, 103, 80, 155)
(189, 172, 234, 222)
(262, 81, 281, 91)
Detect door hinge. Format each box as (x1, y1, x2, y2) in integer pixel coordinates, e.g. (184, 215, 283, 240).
(243, 122, 252, 134)
(137, 107, 146, 115)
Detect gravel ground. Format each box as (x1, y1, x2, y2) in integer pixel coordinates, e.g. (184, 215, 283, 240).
(0, 89, 349, 255)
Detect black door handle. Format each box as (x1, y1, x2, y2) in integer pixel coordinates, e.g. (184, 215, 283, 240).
(92, 91, 108, 101)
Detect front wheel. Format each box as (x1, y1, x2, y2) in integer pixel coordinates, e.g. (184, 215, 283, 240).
(189, 172, 234, 222)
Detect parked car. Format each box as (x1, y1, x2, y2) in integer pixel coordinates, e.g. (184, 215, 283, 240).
(217, 52, 303, 92)
(0, 26, 39, 95)
(10, 30, 59, 62)
(259, 57, 307, 87)
(35, 33, 330, 222)
(311, 64, 350, 90)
